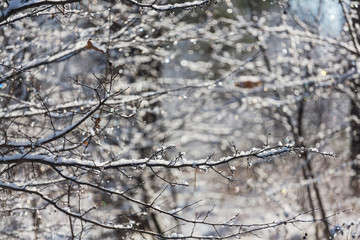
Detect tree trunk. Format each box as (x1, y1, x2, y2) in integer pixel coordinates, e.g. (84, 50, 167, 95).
(349, 0, 360, 193)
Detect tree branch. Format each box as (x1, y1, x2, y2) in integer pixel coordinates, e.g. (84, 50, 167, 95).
(0, 0, 81, 23)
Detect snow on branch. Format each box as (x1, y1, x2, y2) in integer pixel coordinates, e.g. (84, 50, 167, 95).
(0, 0, 210, 24)
(0, 0, 81, 23)
(0, 177, 349, 239)
(0, 93, 108, 148)
(124, 0, 210, 11)
(0, 179, 161, 236)
(0, 145, 335, 170)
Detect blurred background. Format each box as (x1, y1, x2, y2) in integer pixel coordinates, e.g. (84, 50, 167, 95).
(1, 0, 360, 239)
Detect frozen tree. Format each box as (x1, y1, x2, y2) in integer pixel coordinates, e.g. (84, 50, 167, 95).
(0, 0, 359, 239)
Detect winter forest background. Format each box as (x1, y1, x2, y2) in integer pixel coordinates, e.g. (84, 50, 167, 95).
(1, 0, 360, 239)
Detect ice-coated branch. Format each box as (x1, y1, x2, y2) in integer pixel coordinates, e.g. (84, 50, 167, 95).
(0, 179, 165, 237)
(0, 0, 210, 24)
(0, 0, 81, 23)
(0, 145, 335, 169)
(0, 93, 108, 148)
(124, 0, 210, 11)
(0, 178, 348, 239)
